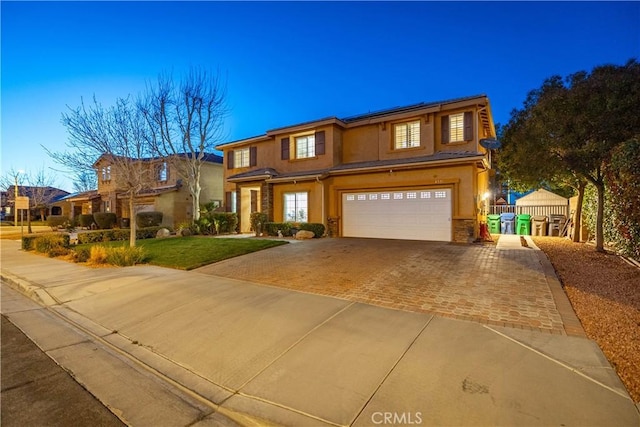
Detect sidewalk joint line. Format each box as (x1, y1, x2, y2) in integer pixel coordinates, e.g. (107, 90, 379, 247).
(234, 301, 357, 392)
(485, 325, 632, 401)
(349, 314, 435, 426)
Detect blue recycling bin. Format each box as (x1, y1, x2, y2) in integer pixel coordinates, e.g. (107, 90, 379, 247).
(500, 212, 516, 235)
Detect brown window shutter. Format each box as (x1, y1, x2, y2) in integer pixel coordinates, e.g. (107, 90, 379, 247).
(249, 146, 257, 167)
(227, 151, 234, 169)
(281, 137, 290, 160)
(315, 130, 325, 155)
(441, 116, 450, 144)
(464, 112, 474, 141)
(225, 191, 232, 212)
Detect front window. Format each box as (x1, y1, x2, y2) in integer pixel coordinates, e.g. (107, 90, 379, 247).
(295, 135, 315, 159)
(394, 121, 420, 149)
(284, 192, 308, 222)
(234, 148, 250, 168)
(449, 113, 464, 143)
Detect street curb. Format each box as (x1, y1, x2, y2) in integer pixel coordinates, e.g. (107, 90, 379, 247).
(1, 271, 59, 306)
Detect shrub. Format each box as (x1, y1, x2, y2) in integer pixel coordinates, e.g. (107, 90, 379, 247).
(93, 212, 117, 229)
(264, 222, 293, 237)
(299, 223, 325, 238)
(194, 217, 214, 235)
(250, 212, 269, 236)
(22, 235, 37, 250)
(211, 213, 238, 234)
(73, 246, 92, 263)
(106, 246, 146, 266)
(47, 215, 70, 230)
(88, 245, 109, 265)
(76, 227, 167, 244)
(136, 211, 163, 228)
(176, 221, 197, 236)
(78, 214, 96, 228)
(31, 233, 70, 256)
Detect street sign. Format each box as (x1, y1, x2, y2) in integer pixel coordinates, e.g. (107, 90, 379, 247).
(15, 196, 29, 210)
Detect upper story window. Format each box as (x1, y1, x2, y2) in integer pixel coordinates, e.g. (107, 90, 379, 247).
(101, 165, 111, 181)
(234, 148, 250, 168)
(449, 113, 465, 143)
(442, 112, 473, 144)
(157, 162, 169, 182)
(295, 135, 315, 159)
(394, 121, 420, 149)
(227, 147, 256, 169)
(281, 131, 325, 160)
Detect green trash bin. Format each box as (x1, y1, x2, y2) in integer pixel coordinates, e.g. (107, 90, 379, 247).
(516, 214, 531, 235)
(488, 214, 501, 234)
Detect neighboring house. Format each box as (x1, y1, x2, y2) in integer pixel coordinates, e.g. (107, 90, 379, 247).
(51, 190, 101, 218)
(217, 94, 496, 242)
(1, 186, 70, 220)
(82, 153, 224, 227)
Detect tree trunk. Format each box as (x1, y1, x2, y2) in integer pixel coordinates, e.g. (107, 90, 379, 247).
(572, 182, 586, 242)
(129, 195, 136, 248)
(27, 209, 32, 234)
(595, 181, 605, 252)
(192, 168, 202, 221)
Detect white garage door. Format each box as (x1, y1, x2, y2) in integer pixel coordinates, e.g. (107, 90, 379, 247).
(342, 189, 451, 241)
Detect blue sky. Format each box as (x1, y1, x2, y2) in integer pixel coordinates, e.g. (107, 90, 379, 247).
(2, 1, 639, 192)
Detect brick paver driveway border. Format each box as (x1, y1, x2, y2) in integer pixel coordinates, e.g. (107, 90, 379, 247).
(196, 238, 577, 335)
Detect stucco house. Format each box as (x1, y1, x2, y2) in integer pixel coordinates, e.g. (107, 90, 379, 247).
(217, 94, 496, 242)
(55, 153, 224, 228)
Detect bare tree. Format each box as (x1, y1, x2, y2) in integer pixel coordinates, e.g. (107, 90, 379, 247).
(140, 67, 228, 221)
(49, 96, 154, 247)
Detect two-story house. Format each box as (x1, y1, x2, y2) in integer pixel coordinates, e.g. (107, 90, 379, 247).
(61, 153, 224, 227)
(217, 94, 496, 242)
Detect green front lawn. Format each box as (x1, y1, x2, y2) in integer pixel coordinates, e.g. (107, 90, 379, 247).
(74, 236, 288, 270)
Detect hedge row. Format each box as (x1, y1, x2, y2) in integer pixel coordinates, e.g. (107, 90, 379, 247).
(22, 227, 166, 250)
(263, 222, 325, 238)
(76, 226, 169, 244)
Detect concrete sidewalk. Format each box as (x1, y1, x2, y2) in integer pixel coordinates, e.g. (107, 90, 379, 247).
(1, 239, 638, 426)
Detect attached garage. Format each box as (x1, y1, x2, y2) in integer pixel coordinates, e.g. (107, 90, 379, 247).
(341, 188, 452, 241)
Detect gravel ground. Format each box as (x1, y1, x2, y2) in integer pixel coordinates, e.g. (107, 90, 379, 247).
(533, 237, 640, 402)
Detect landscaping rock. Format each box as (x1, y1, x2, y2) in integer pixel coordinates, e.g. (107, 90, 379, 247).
(156, 228, 171, 238)
(295, 230, 315, 240)
(178, 228, 192, 237)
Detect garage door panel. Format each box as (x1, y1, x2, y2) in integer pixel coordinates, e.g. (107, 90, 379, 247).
(342, 189, 451, 241)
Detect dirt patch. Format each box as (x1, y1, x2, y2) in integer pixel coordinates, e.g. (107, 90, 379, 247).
(534, 237, 640, 402)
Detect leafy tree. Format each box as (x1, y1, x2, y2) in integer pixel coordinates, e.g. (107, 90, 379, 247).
(140, 67, 228, 221)
(499, 59, 640, 251)
(605, 138, 640, 258)
(48, 96, 155, 247)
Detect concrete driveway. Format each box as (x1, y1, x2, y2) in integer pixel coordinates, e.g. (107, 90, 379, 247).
(197, 237, 576, 335)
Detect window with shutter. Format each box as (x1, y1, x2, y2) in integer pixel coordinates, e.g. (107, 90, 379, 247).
(443, 112, 474, 143)
(295, 134, 315, 158)
(394, 121, 420, 149)
(233, 148, 250, 168)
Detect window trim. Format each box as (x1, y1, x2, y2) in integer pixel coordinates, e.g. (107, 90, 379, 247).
(294, 133, 316, 159)
(283, 191, 309, 223)
(234, 148, 250, 168)
(393, 120, 421, 150)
